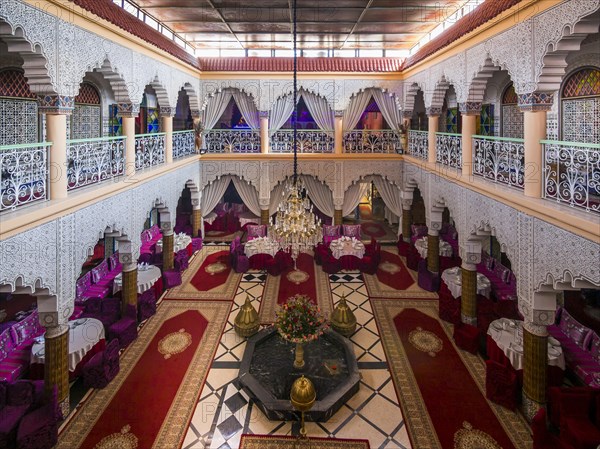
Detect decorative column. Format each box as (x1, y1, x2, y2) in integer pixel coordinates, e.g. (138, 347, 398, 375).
(519, 93, 553, 198)
(521, 291, 558, 421)
(117, 240, 138, 313)
(427, 204, 443, 273)
(459, 102, 481, 179)
(44, 324, 70, 417)
(39, 95, 74, 200)
(160, 107, 175, 164)
(259, 111, 269, 154)
(401, 111, 412, 153)
(426, 108, 441, 164)
(334, 111, 344, 154)
(160, 208, 174, 270)
(191, 110, 202, 152)
(191, 190, 201, 238)
(333, 209, 343, 226)
(261, 208, 270, 225)
(460, 238, 482, 325)
(118, 103, 140, 177)
(401, 191, 413, 243)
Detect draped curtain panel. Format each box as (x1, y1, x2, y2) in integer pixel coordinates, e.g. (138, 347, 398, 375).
(370, 176, 403, 235)
(301, 89, 335, 136)
(342, 182, 370, 217)
(231, 176, 261, 216)
(201, 176, 232, 216)
(269, 182, 286, 215)
(268, 94, 298, 136)
(300, 175, 334, 217)
(371, 89, 402, 132)
(231, 90, 260, 130)
(202, 90, 233, 130)
(342, 90, 373, 132)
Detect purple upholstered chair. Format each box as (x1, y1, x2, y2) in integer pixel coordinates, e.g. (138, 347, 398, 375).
(108, 305, 138, 349)
(322, 225, 341, 246)
(322, 253, 340, 274)
(174, 249, 189, 272)
(14, 383, 59, 449)
(359, 255, 378, 275)
(137, 289, 157, 322)
(162, 270, 182, 289)
(485, 359, 518, 410)
(231, 246, 249, 273)
(191, 237, 203, 253)
(342, 224, 361, 239)
(82, 338, 120, 389)
(417, 259, 440, 292)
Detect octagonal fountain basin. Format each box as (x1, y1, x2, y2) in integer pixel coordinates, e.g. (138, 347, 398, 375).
(239, 327, 360, 422)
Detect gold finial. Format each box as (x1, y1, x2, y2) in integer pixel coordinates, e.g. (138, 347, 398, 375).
(330, 293, 357, 337)
(234, 295, 260, 337)
(291, 375, 316, 440)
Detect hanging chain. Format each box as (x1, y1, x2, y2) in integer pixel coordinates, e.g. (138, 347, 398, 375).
(292, 0, 298, 186)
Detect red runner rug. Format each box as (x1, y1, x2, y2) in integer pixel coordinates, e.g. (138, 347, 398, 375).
(190, 250, 231, 291)
(376, 250, 414, 290)
(240, 434, 370, 449)
(57, 301, 231, 449)
(393, 307, 519, 448)
(360, 221, 386, 238)
(259, 252, 333, 323)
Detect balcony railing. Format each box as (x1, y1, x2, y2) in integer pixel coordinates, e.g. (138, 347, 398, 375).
(473, 135, 525, 189)
(135, 132, 166, 169)
(343, 130, 401, 153)
(172, 130, 196, 160)
(203, 129, 260, 153)
(271, 129, 334, 153)
(407, 130, 428, 159)
(66, 136, 125, 191)
(542, 140, 600, 214)
(435, 132, 462, 169)
(1, 142, 51, 212)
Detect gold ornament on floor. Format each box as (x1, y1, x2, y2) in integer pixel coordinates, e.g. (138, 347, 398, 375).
(408, 326, 443, 357)
(234, 295, 260, 338)
(94, 424, 138, 449)
(330, 294, 357, 337)
(290, 375, 316, 445)
(158, 328, 192, 359)
(453, 421, 502, 449)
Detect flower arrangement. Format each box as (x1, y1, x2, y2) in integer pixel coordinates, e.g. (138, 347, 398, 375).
(274, 294, 328, 344)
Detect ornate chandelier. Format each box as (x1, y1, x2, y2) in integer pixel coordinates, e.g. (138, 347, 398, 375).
(269, 0, 322, 266)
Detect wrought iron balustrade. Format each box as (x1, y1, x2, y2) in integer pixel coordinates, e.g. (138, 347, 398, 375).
(1, 142, 50, 211)
(472, 135, 525, 189)
(407, 130, 428, 159)
(135, 133, 166, 169)
(203, 129, 260, 153)
(172, 130, 196, 160)
(66, 136, 125, 191)
(343, 130, 401, 153)
(542, 140, 600, 214)
(270, 129, 333, 153)
(435, 132, 462, 168)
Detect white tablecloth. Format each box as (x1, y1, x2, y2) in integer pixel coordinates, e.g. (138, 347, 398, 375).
(487, 318, 565, 371)
(441, 267, 492, 299)
(156, 233, 191, 254)
(204, 212, 217, 225)
(329, 238, 365, 260)
(414, 237, 453, 259)
(114, 265, 161, 294)
(31, 318, 105, 371)
(244, 237, 280, 258)
(238, 211, 260, 228)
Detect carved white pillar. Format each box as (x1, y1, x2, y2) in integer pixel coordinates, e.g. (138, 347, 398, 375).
(118, 103, 141, 177)
(160, 107, 176, 164)
(459, 102, 481, 179)
(259, 111, 269, 154)
(334, 110, 344, 154)
(426, 108, 441, 164)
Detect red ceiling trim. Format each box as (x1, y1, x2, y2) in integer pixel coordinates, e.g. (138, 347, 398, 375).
(198, 57, 404, 73)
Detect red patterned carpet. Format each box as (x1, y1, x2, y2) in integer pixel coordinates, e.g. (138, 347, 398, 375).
(375, 250, 414, 290)
(360, 221, 386, 238)
(190, 250, 232, 291)
(393, 308, 517, 449)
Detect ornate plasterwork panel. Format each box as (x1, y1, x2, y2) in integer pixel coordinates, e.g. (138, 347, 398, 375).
(0, 0, 58, 91)
(57, 214, 76, 319)
(200, 160, 262, 192)
(199, 79, 403, 113)
(0, 221, 57, 296)
(340, 160, 403, 193)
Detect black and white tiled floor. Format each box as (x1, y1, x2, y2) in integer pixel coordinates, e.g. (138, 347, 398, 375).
(181, 269, 411, 449)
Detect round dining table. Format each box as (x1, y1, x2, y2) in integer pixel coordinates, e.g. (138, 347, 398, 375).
(329, 238, 365, 260)
(414, 236, 453, 259)
(441, 266, 492, 299)
(113, 264, 161, 295)
(155, 232, 191, 254)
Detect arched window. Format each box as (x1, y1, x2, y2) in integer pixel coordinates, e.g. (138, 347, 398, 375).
(0, 68, 38, 145)
(560, 67, 600, 143)
(501, 83, 523, 138)
(72, 82, 101, 139)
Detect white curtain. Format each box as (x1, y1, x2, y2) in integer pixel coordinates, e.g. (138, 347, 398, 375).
(268, 94, 298, 136)
(231, 90, 260, 130)
(269, 182, 287, 215)
(301, 89, 334, 136)
(343, 90, 373, 131)
(202, 90, 233, 130)
(232, 176, 261, 216)
(370, 176, 403, 235)
(342, 182, 370, 217)
(300, 175, 334, 218)
(372, 89, 402, 132)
